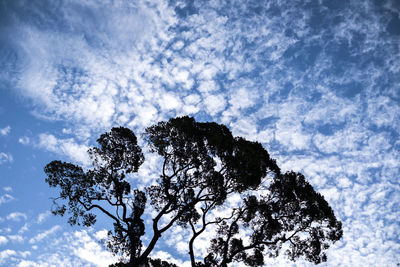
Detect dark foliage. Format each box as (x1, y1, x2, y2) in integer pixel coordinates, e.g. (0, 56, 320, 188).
(44, 116, 342, 266)
(110, 258, 178, 267)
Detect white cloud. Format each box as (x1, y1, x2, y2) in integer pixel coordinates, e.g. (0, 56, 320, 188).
(5, 0, 178, 131)
(0, 249, 17, 265)
(198, 65, 220, 81)
(198, 80, 218, 93)
(8, 235, 24, 243)
(18, 136, 30, 145)
(0, 126, 11, 136)
(6, 212, 27, 222)
(17, 260, 38, 267)
(172, 68, 193, 89)
(3, 187, 12, 192)
(18, 251, 30, 258)
(368, 95, 399, 130)
(228, 88, 255, 111)
(0, 228, 11, 234)
(0, 152, 13, 165)
(275, 121, 311, 151)
(18, 252, 81, 267)
(0, 236, 8, 246)
(128, 103, 159, 129)
(69, 230, 117, 266)
(93, 230, 108, 241)
(182, 94, 201, 114)
(36, 211, 51, 224)
(18, 223, 29, 234)
(203, 93, 226, 115)
(151, 250, 190, 267)
(229, 117, 258, 140)
(312, 125, 366, 154)
(304, 88, 360, 125)
(0, 193, 14, 205)
(37, 134, 90, 165)
(159, 92, 182, 111)
(29, 225, 61, 244)
(172, 40, 184, 50)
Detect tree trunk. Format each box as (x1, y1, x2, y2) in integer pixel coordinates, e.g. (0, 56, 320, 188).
(189, 236, 196, 267)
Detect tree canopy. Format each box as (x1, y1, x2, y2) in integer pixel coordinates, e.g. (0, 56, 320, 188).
(44, 116, 342, 267)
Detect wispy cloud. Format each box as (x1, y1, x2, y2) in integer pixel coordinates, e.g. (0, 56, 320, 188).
(2, 0, 177, 132)
(6, 212, 27, 222)
(0, 153, 13, 165)
(36, 211, 51, 224)
(7, 235, 24, 243)
(29, 225, 61, 244)
(17, 223, 29, 235)
(0, 193, 14, 205)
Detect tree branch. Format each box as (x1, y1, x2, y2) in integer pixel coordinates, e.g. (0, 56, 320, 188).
(77, 199, 123, 227)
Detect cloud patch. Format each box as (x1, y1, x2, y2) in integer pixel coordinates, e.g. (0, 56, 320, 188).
(0, 126, 11, 136)
(0, 153, 13, 165)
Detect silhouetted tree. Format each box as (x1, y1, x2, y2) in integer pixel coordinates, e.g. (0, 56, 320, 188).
(44, 116, 342, 267)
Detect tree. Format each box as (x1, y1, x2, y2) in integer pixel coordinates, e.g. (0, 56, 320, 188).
(44, 116, 342, 267)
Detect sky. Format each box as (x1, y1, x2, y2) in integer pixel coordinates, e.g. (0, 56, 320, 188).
(0, 0, 399, 266)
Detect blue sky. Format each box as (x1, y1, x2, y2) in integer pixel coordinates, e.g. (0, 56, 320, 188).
(0, 0, 399, 266)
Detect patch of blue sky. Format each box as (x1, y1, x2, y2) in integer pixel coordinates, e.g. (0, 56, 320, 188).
(386, 13, 400, 35)
(283, 42, 323, 70)
(173, 0, 198, 19)
(330, 81, 364, 99)
(316, 122, 346, 136)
